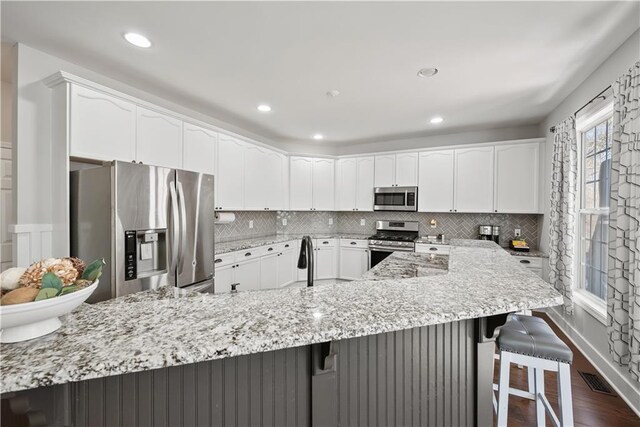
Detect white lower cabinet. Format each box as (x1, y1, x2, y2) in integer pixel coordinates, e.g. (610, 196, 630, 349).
(260, 253, 279, 289)
(277, 248, 297, 286)
(339, 247, 369, 280)
(214, 263, 234, 294)
(512, 255, 543, 279)
(261, 247, 297, 289)
(234, 258, 261, 291)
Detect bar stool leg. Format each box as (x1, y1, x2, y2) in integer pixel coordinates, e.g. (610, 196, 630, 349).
(496, 351, 511, 427)
(557, 362, 574, 426)
(534, 367, 546, 427)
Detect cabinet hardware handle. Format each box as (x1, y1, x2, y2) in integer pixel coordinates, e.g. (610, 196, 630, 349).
(215, 258, 222, 263)
(350, 242, 357, 245)
(323, 241, 329, 244)
(245, 252, 252, 257)
(519, 260, 531, 264)
(285, 244, 290, 248)
(429, 247, 438, 251)
(268, 248, 274, 251)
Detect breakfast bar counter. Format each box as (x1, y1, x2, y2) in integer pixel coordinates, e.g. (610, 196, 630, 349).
(1, 239, 562, 426)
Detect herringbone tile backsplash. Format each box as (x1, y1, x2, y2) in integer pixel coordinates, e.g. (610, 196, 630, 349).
(217, 210, 542, 249)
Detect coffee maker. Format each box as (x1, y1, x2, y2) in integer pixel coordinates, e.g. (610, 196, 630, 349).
(478, 225, 493, 240)
(492, 226, 501, 245)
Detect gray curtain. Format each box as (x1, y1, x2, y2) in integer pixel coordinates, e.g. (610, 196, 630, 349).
(608, 61, 640, 382)
(549, 117, 578, 314)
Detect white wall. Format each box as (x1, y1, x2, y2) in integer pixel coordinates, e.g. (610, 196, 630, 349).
(539, 29, 640, 413)
(1, 42, 16, 271)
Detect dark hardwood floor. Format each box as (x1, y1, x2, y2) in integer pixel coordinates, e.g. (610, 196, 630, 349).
(493, 313, 640, 427)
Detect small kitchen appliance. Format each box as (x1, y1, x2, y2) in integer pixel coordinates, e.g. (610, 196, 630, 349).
(373, 187, 418, 211)
(491, 226, 501, 245)
(368, 220, 420, 267)
(478, 225, 493, 241)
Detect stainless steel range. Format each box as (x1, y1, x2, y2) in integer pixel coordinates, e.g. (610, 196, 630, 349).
(368, 220, 420, 267)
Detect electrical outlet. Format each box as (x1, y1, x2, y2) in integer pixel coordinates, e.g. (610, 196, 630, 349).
(514, 228, 521, 237)
(282, 219, 287, 226)
(249, 220, 254, 229)
(360, 219, 365, 226)
(328, 218, 333, 225)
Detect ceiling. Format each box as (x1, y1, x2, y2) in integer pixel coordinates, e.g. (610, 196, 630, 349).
(2, 1, 639, 146)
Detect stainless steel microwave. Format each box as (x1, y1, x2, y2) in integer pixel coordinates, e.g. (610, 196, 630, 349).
(373, 186, 418, 211)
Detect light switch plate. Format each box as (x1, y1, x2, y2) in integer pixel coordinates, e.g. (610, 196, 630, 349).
(360, 219, 365, 226)
(282, 219, 287, 226)
(514, 228, 521, 237)
(328, 218, 333, 225)
(249, 220, 254, 229)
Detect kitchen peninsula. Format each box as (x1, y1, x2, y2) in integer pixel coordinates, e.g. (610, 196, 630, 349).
(1, 240, 562, 427)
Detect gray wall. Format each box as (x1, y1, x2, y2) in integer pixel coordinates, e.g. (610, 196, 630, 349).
(217, 210, 542, 249)
(538, 29, 640, 408)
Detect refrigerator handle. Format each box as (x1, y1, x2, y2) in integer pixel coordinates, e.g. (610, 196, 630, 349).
(177, 181, 188, 274)
(169, 184, 180, 274)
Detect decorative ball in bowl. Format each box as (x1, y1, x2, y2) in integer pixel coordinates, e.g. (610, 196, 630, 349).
(0, 257, 105, 343)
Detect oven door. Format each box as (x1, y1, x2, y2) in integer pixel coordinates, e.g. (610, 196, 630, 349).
(369, 247, 394, 268)
(373, 187, 418, 211)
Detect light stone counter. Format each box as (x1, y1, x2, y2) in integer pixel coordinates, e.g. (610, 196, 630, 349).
(1, 239, 562, 393)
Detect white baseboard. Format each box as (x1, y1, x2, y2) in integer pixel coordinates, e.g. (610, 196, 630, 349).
(546, 307, 640, 417)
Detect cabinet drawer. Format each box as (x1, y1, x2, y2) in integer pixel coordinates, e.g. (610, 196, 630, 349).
(315, 238, 336, 247)
(340, 239, 368, 248)
(512, 256, 543, 269)
(214, 252, 236, 267)
(263, 241, 295, 254)
(235, 247, 266, 261)
(415, 244, 450, 255)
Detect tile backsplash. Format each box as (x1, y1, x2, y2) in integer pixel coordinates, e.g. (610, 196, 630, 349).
(216, 210, 542, 249)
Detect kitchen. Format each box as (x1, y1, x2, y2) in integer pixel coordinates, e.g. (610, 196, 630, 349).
(1, 2, 639, 426)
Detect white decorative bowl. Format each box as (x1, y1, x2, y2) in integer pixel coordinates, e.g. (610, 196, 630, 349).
(0, 281, 98, 343)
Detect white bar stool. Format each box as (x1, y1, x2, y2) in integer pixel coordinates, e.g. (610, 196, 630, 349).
(493, 314, 574, 427)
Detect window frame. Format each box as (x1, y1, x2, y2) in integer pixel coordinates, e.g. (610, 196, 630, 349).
(574, 101, 613, 323)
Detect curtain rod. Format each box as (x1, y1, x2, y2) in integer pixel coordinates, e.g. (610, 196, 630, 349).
(548, 85, 612, 133)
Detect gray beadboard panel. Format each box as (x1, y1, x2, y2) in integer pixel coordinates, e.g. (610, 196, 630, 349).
(333, 319, 475, 427)
(71, 346, 311, 427)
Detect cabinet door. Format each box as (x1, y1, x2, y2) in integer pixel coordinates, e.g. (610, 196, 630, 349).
(216, 135, 245, 210)
(494, 143, 540, 213)
(418, 150, 455, 212)
(356, 156, 375, 211)
(214, 264, 234, 294)
(265, 151, 285, 211)
(69, 85, 136, 162)
(374, 154, 396, 187)
(315, 246, 336, 280)
(260, 253, 279, 290)
(182, 123, 217, 175)
(312, 158, 335, 210)
(277, 248, 296, 287)
(289, 157, 313, 210)
(336, 158, 357, 211)
(243, 145, 268, 210)
(395, 152, 418, 186)
(339, 247, 369, 280)
(136, 106, 183, 168)
(235, 258, 261, 291)
(454, 146, 494, 212)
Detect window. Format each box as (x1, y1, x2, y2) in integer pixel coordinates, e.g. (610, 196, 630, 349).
(575, 101, 613, 319)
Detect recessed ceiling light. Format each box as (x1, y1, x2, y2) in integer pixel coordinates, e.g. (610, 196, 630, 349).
(123, 32, 152, 48)
(257, 104, 272, 113)
(417, 67, 438, 78)
(326, 90, 340, 98)
(313, 134, 324, 140)
(430, 116, 444, 124)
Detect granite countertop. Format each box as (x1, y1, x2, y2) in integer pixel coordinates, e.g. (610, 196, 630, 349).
(361, 252, 450, 280)
(1, 239, 562, 393)
(215, 233, 371, 254)
(504, 248, 549, 258)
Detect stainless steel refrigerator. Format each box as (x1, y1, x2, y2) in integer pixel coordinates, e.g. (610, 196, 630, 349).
(70, 161, 215, 303)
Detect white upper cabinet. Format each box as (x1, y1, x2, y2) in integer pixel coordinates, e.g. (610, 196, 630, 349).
(289, 156, 314, 210)
(182, 123, 217, 175)
(336, 158, 357, 211)
(312, 158, 335, 211)
(374, 153, 418, 187)
(356, 157, 375, 211)
(216, 134, 245, 211)
(454, 146, 494, 212)
(494, 142, 541, 213)
(69, 85, 136, 162)
(265, 151, 287, 211)
(418, 150, 455, 212)
(243, 144, 269, 210)
(395, 152, 419, 186)
(374, 154, 396, 187)
(136, 106, 183, 169)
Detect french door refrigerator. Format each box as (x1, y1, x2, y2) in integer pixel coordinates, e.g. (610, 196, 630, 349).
(70, 161, 215, 303)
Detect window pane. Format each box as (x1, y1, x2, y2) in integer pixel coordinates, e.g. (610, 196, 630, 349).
(595, 121, 607, 153)
(584, 128, 596, 155)
(581, 213, 609, 301)
(585, 155, 595, 182)
(584, 181, 595, 208)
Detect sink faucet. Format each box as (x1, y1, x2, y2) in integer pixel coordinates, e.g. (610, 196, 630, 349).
(297, 236, 314, 287)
